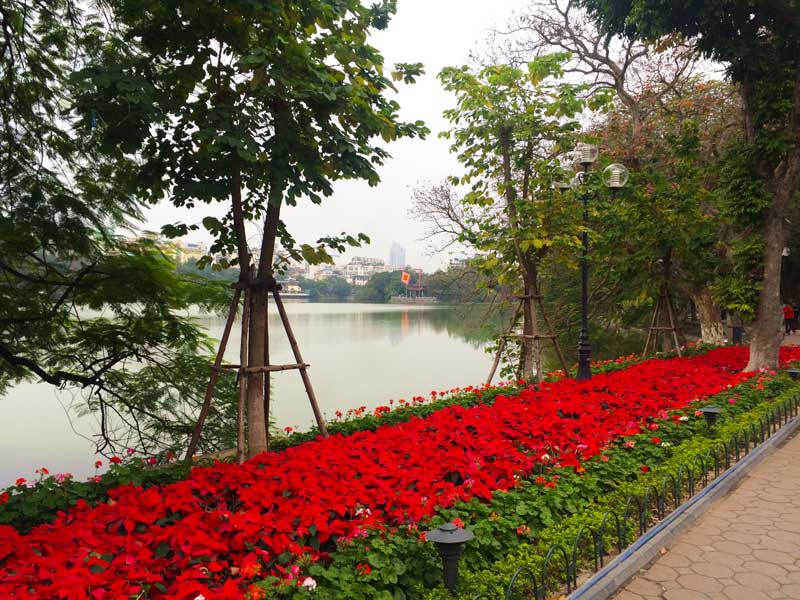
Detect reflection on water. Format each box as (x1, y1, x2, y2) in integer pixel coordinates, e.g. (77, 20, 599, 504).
(0, 304, 503, 485)
(0, 302, 644, 486)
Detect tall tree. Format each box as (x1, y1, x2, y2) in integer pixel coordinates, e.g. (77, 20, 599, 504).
(591, 78, 744, 346)
(439, 55, 594, 380)
(84, 0, 427, 456)
(0, 1, 234, 454)
(494, 0, 738, 344)
(580, 0, 800, 369)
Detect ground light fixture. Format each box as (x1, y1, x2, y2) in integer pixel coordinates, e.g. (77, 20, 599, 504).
(699, 405, 723, 428)
(555, 144, 628, 380)
(787, 368, 800, 381)
(424, 522, 474, 593)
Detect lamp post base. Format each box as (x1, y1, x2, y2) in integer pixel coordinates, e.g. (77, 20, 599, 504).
(577, 342, 592, 381)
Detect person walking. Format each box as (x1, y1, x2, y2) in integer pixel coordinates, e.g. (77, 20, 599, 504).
(783, 302, 795, 335)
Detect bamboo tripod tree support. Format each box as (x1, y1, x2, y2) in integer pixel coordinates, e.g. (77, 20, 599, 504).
(642, 284, 683, 358)
(643, 251, 684, 358)
(185, 276, 329, 463)
(485, 291, 570, 385)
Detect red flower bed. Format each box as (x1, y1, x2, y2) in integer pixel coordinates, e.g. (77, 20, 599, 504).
(1, 346, 799, 598)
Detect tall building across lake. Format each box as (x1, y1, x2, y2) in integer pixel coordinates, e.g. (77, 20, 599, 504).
(389, 242, 406, 269)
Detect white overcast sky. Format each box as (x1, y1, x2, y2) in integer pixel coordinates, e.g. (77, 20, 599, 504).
(141, 0, 527, 271)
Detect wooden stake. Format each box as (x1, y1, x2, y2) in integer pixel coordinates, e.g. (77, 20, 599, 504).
(525, 288, 544, 383)
(486, 300, 523, 386)
(237, 289, 250, 464)
(272, 288, 329, 437)
(665, 289, 682, 357)
(643, 293, 660, 357)
(184, 288, 241, 461)
(533, 284, 570, 377)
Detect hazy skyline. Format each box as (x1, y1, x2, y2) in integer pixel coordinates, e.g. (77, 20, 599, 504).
(141, 0, 525, 271)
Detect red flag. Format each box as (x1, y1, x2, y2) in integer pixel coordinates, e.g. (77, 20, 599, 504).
(401, 271, 411, 285)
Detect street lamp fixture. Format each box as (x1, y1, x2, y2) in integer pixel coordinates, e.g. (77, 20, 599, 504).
(575, 142, 599, 168)
(552, 167, 574, 192)
(556, 145, 628, 381)
(602, 163, 630, 190)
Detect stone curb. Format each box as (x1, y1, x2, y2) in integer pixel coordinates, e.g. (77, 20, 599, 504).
(569, 414, 800, 600)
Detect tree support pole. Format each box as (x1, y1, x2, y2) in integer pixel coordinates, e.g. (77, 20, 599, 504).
(237, 289, 251, 464)
(272, 287, 329, 437)
(184, 288, 241, 461)
(486, 300, 524, 386)
(642, 295, 660, 357)
(533, 285, 570, 377)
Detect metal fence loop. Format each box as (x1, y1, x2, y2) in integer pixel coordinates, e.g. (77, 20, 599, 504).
(623, 495, 643, 538)
(570, 525, 598, 586)
(541, 544, 571, 597)
(693, 455, 708, 487)
(597, 509, 623, 567)
(504, 566, 541, 600)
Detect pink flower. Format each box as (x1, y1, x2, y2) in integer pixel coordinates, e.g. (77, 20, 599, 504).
(126, 448, 136, 455)
(694, 410, 703, 417)
(727, 398, 736, 404)
(94, 460, 102, 469)
(624, 440, 636, 448)
(147, 457, 157, 465)
(301, 577, 317, 590)
(284, 426, 293, 434)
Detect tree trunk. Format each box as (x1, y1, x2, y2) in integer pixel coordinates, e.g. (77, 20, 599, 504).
(520, 293, 534, 380)
(691, 288, 725, 345)
(742, 71, 800, 371)
(499, 126, 542, 382)
(745, 184, 791, 371)
(246, 198, 283, 458)
(245, 287, 269, 457)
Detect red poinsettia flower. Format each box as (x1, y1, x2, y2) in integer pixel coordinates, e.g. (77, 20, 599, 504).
(2, 346, 797, 598)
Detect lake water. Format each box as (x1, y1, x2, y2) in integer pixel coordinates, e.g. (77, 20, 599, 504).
(0, 302, 647, 487)
(0, 303, 504, 486)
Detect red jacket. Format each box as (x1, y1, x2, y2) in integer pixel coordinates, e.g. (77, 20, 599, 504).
(784, 305, 795, 319)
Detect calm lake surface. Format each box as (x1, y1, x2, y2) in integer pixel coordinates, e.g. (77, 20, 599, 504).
(0, 302, 646, 487)
(0, 303, 503, 486)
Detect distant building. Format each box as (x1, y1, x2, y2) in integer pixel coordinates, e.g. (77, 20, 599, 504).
(343, 256, 390, 286)
(389, 243, 406, 269)
(448, 257, 469, 269)
(175, 241, 208, 264)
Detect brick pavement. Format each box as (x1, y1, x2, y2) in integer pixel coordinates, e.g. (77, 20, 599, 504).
(613, 430, 800, 600)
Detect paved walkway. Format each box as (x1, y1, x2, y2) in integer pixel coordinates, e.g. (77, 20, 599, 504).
(783, 331, 800, 346)
(614, 430, 800, 600)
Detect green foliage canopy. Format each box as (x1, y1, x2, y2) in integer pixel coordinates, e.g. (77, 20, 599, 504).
(81, 0, 428, 269)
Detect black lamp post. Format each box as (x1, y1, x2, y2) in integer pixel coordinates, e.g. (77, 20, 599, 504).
(425, 522, 474, 593)
(556, 145, 628, 381)
(699, 406, 722, 428)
